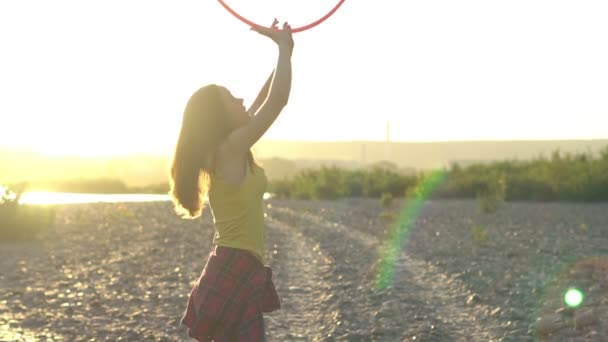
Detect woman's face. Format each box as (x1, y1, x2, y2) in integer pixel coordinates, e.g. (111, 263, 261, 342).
(219, 87, 250, 130)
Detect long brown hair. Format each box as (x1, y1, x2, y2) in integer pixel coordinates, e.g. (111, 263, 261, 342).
(169, 84, 256, 219)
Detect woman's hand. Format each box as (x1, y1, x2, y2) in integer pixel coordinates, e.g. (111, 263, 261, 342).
(251, 19, 294, 55)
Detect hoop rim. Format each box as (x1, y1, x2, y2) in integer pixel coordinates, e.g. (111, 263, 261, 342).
(216, 0, 346, 33)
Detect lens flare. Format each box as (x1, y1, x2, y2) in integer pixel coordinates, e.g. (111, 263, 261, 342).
(375, 169, 446, 290)
(564, 288, 584, 308)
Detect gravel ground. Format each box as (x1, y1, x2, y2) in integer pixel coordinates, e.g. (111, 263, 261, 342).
(1, 198, 607, 341)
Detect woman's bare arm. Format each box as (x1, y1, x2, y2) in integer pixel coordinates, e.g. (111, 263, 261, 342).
(248, 39, 293, 115)
(226, 22, 293, 154)
(247, 70, 274, 116)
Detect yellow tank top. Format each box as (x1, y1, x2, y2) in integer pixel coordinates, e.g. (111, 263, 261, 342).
(208, 163, 268, 262)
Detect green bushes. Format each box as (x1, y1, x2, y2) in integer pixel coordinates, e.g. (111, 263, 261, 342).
(435, 146, 608, 203)
(267, 145, 608, 202)
(1, 184, 55, 241)
(267, 165, 419, 200)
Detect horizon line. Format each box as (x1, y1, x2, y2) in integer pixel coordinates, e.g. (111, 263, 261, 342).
(1, 137, 607, 158)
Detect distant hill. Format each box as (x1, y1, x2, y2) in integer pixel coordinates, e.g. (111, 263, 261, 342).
(2, 139, 607, 187)
(0, 149, 171, 188)
(253, 139, 608, 169)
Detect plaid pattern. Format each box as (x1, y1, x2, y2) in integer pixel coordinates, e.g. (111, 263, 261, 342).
(181, 246, 280, 341)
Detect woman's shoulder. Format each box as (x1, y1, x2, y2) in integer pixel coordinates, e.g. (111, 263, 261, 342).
(212, 151, 252, 182)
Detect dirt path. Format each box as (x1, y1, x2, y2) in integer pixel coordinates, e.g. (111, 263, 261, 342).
(267, 202, 505, 341)
(263, 218, 337, 340)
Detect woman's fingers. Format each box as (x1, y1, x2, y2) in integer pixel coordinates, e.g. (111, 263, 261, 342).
(251, 20, 294, 49)
(281, 22, 294, 51)
(250, 18, 278, 36)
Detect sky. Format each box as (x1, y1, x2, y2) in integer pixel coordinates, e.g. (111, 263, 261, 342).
(0, 0, 607, 156)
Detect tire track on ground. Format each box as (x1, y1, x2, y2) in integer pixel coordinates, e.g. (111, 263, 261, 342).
(264, 218, 341, 341)
(268, 203, 504, 341)
(268, 205, 379, 339)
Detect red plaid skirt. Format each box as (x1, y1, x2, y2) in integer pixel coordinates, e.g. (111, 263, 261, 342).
(181, 246, 280, 341)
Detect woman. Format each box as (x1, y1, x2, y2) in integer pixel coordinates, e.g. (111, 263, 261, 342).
(170, 20, 293, 341)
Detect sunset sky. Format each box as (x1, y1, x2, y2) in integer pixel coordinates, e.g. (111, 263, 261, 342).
(1, 0, 607, 156)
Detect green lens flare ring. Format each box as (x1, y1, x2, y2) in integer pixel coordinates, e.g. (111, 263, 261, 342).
(216, 0, 347, 33)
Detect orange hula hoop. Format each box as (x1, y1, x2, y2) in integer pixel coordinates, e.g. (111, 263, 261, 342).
(216, 0, 346, 33)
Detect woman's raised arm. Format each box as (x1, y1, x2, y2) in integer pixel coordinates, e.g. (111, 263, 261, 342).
(225, 21, 294, 154)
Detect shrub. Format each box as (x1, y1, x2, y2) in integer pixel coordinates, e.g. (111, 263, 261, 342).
(0, 184, 55, 241)
(475, 171, 506, 214)
(380, 192, 394, 207)
(471, 225, 488, 245)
